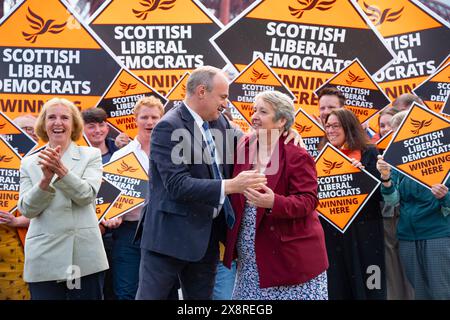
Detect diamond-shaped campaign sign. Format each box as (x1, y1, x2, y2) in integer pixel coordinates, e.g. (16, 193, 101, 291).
(293, 108, 325, 158)
(94, 68, 167, 139)
(211, 0, 394, 117)
(376, 130, 393, 151)
(315, 143, 380, 233)
(103, 151, 148, 220)
(358, 0, 450, 101)
(315, 58, 391, 124)
(0, 0, 123, 118)
(89, 0, 226, 95)
(383, 102, 450, 190)
(96, 177, 122, 222)
(0, 111, 37, 157)
(0, 135, 22, 213)
(164, 71, 190, 113)
(228, 57, 296, 131)
(413, 62, 450, 113)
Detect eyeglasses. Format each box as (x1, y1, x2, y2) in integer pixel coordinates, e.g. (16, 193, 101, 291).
(324, 123, 342, 131)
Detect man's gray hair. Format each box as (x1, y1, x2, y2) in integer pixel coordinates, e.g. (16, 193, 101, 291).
(254, 91, 295, 131)
(186, 66, 224, 96)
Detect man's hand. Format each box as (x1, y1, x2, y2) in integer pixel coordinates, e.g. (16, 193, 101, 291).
(283, 128, 306, 148)
(224, 170, 267, 195)
(101, 216, 123, 229)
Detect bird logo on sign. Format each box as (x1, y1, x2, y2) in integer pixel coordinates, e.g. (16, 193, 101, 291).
(294, 123, 312, 134)
(119, 81, 137, 95)
(0, 155, 13, 162)
(362, 2, 404, 26)
(410, 118, 432, 135)
(289, 0, 336, 19)
(346, 71, 365, 85)
(322, 158, 343, 175)
(133, 0, 177, 20)
(117, 160, 138, 174)
(250, 69, 269, 83)
(22, 7, 67, 43)
(0, 123, 6, 130)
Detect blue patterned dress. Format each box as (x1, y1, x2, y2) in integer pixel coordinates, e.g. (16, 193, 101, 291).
(232, 205, 328, 300)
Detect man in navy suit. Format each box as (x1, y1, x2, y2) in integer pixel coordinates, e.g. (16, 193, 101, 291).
(135, 66, 267, 300)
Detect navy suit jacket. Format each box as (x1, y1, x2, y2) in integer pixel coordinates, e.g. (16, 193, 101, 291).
(138, 103, 239, 261)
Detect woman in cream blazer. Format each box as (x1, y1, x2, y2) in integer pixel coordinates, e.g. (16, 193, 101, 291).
(18, 98, 108, 300)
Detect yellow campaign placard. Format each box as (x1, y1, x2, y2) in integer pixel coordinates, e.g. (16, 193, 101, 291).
(0, 136, 22, 213)
(383, 103, 450, 189)
(95, 68, 167, 139)
(357, 0, 450, 101)
(315, 58, 391, 123)
(293, 107, 325, 158)
(0, 0, 123, 118)
(315, 143, 380, 233)
(413, 63, 450, 113)
(89, 0, 226, 96)
(102, 151, 148, 220)
(228, 57, 296, 128)
(96, 177, 122, 222)
(164, 71, 190, 113)
(211, 0, 394, 118)
(376, 130, 393, 151)
(0, 111, 37, 157)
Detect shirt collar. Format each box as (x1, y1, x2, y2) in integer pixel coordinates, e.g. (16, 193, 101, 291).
(184, 102, 206, 130)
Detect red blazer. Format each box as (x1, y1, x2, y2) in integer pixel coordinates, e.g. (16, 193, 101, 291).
(224, 135, 329, 288)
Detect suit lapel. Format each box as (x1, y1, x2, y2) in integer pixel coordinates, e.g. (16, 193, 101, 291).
(62, 142, 80, 172)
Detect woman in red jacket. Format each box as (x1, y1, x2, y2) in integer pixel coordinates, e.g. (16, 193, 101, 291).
(223, 91, 328, 300)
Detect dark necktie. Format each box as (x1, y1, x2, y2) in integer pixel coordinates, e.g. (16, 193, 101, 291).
(202, 121, 235, 229)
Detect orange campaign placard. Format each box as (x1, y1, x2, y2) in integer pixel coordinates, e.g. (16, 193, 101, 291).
(315, 143, 380, 233)
(96, 177, 122, 222)
(94, 68, 167, 139)
(164, 71, 190, 113)
(294, 107, 325, 158)
(376, 130, 393, 151)
(0, 136, 22, 213)
(413, 63, 450, 113)
(211, 0, 394, 118)
(0, 0, 123, 119)
(357, 0, 450, 101)
(89, 0, 226, 96)
(228, 57, 296, 132)
(383, 103, 450, 189)
(315, 58, 391, 123)
(0, 111, 37, 157)
(102, 151, 148, 220)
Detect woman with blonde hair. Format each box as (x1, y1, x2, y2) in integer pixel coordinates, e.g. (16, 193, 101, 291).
(18, 97, 108, 299)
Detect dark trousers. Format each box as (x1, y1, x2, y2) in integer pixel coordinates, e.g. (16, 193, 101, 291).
(102, 230, 116, 300)
(111, 221, 141, 300)
(136, 226, 220, 300)
(28, 271, 105, 300)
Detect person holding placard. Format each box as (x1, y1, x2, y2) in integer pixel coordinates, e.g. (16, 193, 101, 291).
(319, 108, 386, 300)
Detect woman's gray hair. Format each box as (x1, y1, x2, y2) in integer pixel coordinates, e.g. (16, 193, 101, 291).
(390, 110, 409, 131)
(254, 90, 295, 131)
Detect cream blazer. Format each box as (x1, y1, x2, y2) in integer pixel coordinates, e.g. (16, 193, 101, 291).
(18, 142, 108, 283)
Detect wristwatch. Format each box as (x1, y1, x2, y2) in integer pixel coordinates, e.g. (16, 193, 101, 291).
(380, 176, 391, 183)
